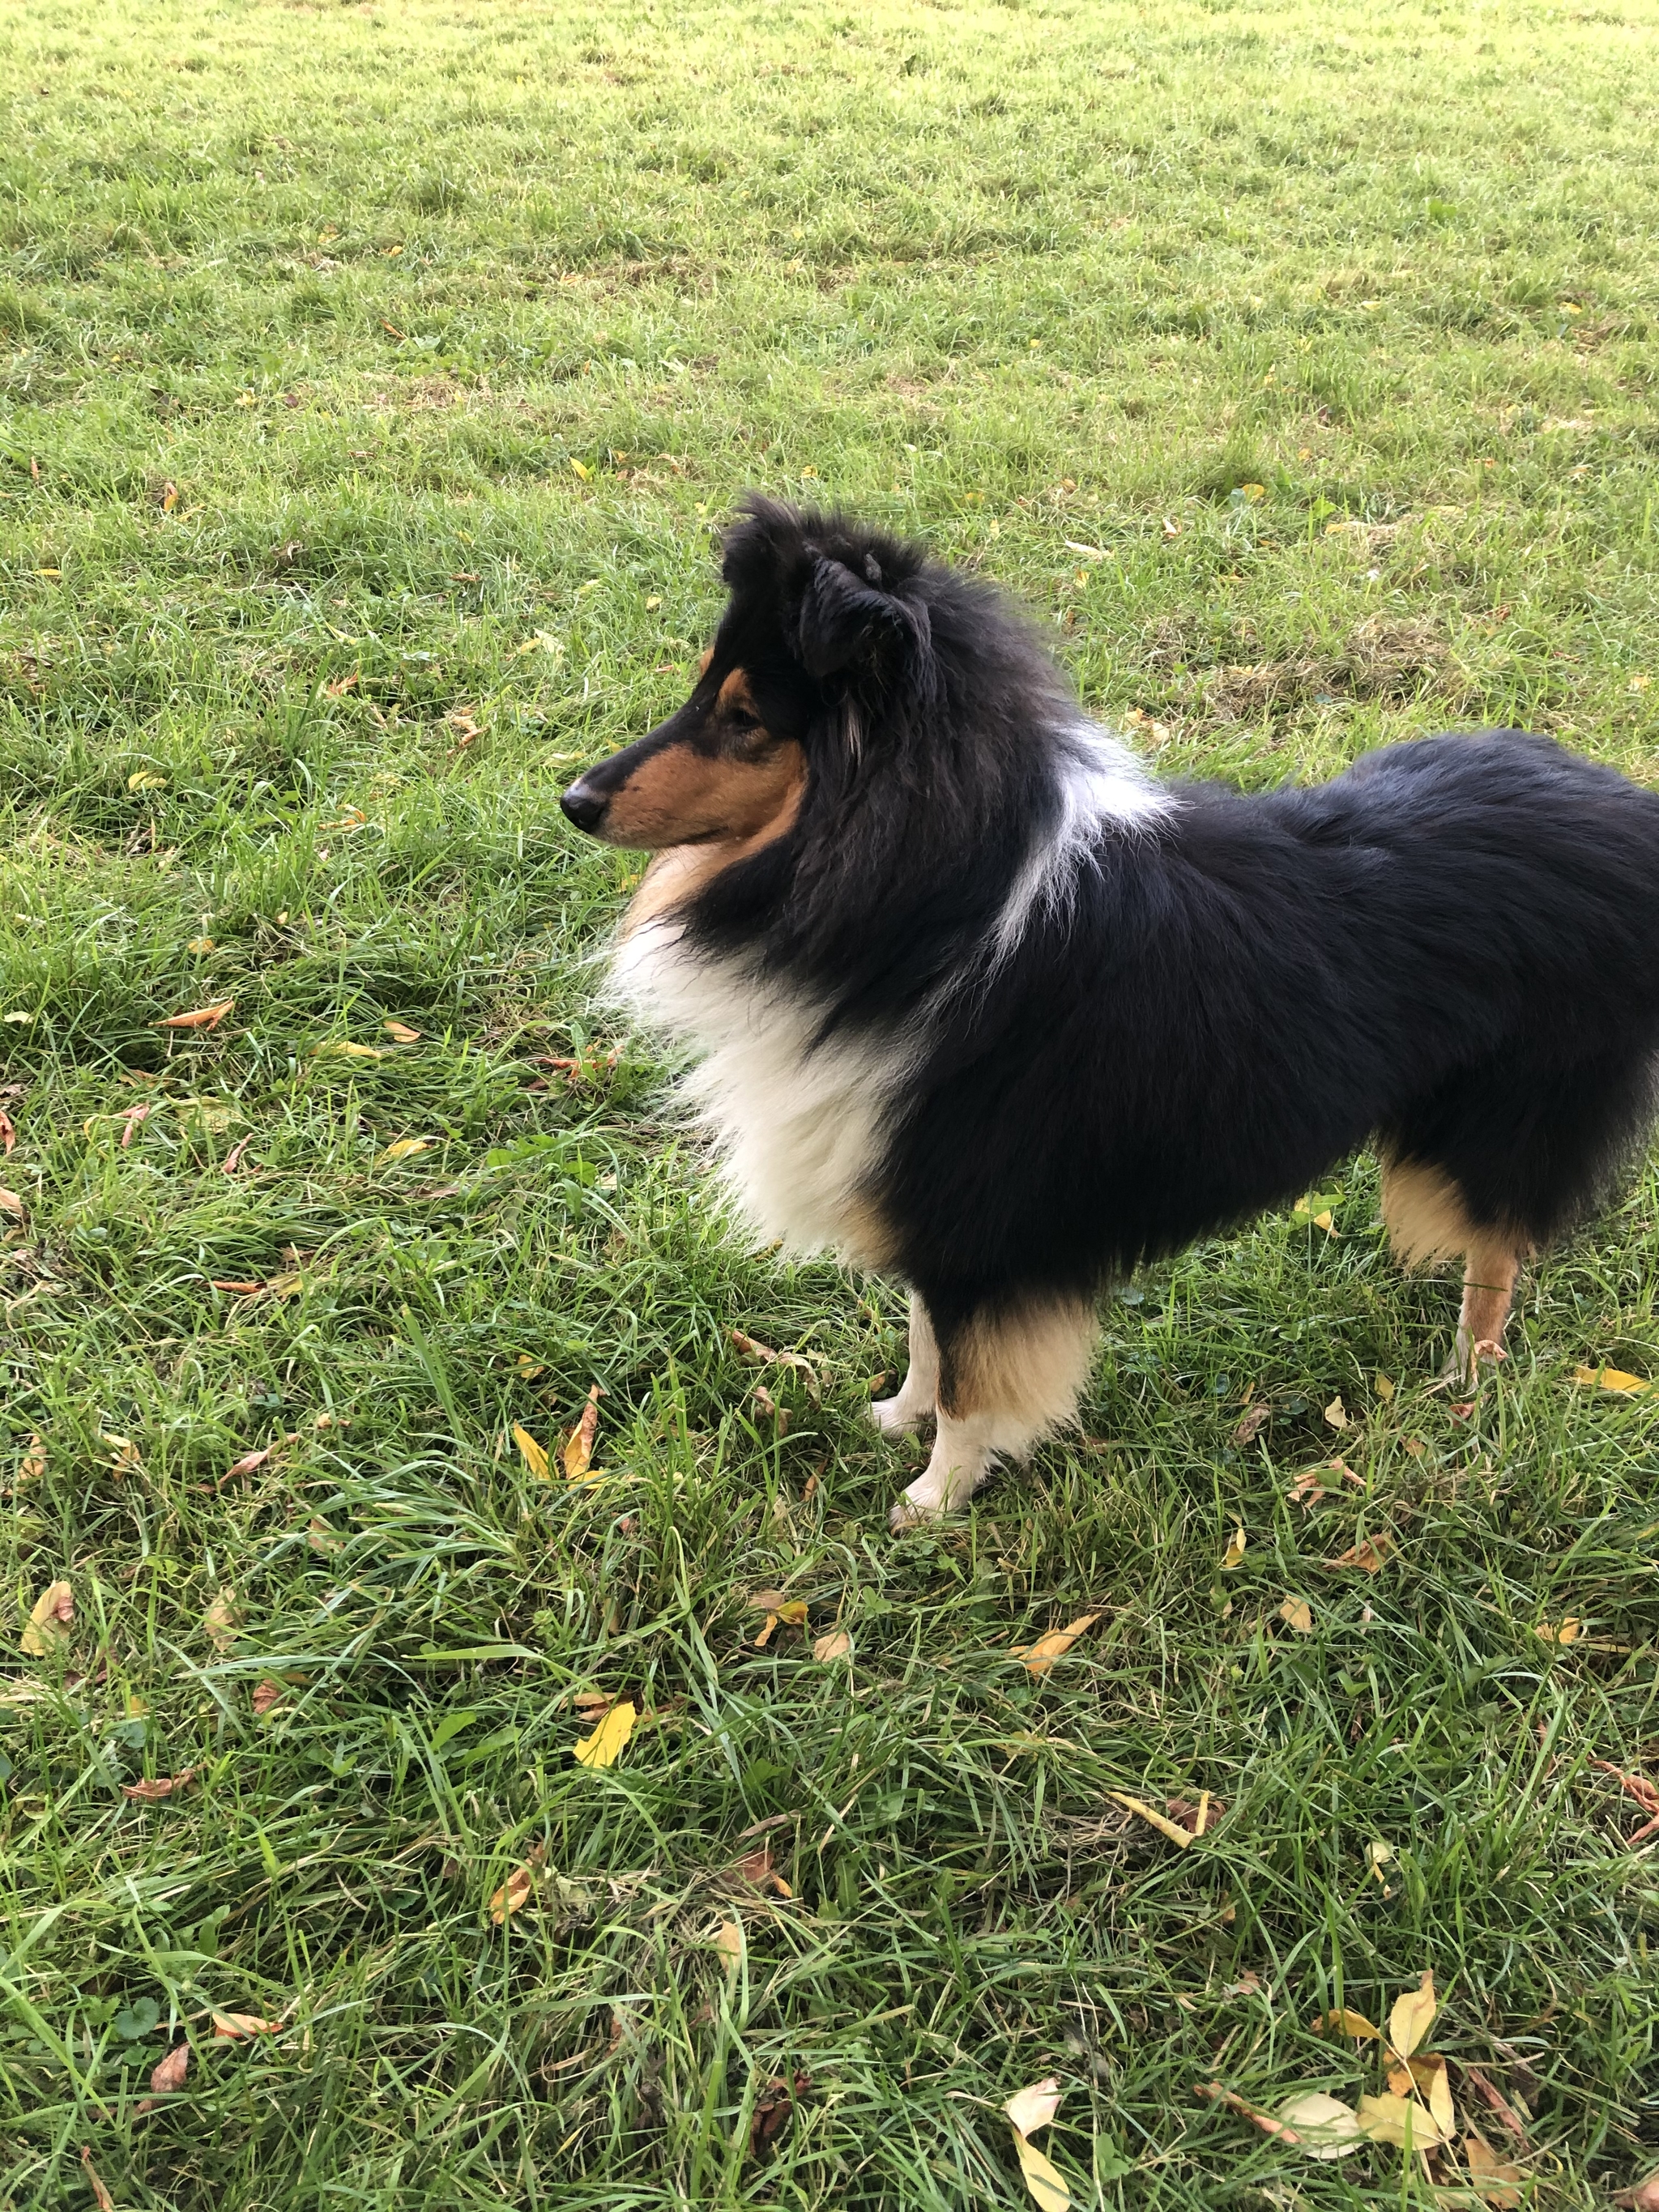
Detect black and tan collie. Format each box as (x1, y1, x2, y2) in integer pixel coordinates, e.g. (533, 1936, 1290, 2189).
(561, 499, 1659, 1525)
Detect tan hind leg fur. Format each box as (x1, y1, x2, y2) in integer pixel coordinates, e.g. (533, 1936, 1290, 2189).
(1380, 1156, 1528, 1384)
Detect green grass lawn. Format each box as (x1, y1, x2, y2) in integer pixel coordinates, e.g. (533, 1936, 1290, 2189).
(3, 0, 1658, 2202)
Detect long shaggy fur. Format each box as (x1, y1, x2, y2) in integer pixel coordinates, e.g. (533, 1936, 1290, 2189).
(563, 499, 1659, 1519)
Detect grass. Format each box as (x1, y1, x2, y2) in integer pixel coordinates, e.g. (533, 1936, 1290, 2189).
(2, 0, 1658, 2202)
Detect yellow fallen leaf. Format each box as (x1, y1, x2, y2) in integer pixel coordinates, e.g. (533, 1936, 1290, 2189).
(383, 1020, 422, 1042)
(314, 1039, 384, 1059)
(1388, 2052, 1455, 2137)
(1465, 2129, 1524, 2207)
(714, 1918, 743, 1963)
(1537, 1617, 1582, 1644)
(1327, 1532, 1394, 1574)
(564, 1383, 601, 1480)
(1278, 1596, 1314, 1634)
(1357, 2089, 1450, 2149)
(1311, 2006, 1381, 2040)
(1572, 1365, 1650, 1393)
(211, 2011, 281, 2040)
(812, 1629, 852, 1662)
(186, 936, 215, 953)
(1324, 1394, 1348, 1430)
(512, 1423, 550, 1480)
(1222, 1528, 1247, 1571)
(1005, 2078, 1062, 2137)
(1013, 1612, 1098, 1677)
(1401, 1434, 1427, 1457)
(21, 1579, 72, 1656)
(16, 1434, 45, 1483)
(1276, 2091, 1363, 2159)
(1375, 1372, 1396, 1402)
(489, 1865, 535, 1924)
(380, 1136, 432, 1161)
(569, 457, 591, 480)
(574, 1698, 638, 1769)
(1107, 1792, 1195, 1849)
(1388, 1969, 1436, 2059)
(127, 770, 168, 791)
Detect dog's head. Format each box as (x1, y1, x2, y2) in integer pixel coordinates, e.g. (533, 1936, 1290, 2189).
(559, 499, 936, 857)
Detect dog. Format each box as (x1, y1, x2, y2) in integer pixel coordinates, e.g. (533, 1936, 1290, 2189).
(560, 498, 1659, 1526)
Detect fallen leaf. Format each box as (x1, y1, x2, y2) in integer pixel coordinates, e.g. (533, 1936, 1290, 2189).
(1387, 1970, 1437, 2060)
(157, 999, 234, 1031)
(1005, 2078, 1063, 2137)
(1572, 1365, 1650, 1393)
(225, 1447, 274, 1478)
(1013, 1613, 1098, 1677)
(1401, 1434, 1427, 1457)
(0, 1106, 14, 1154)
(1590, 1758, 1659, 1816)
(569, 457, 591, 480)
(1222, 1527, 1247, 1571)
(1357, 2089, 1450, 2149)
(574, 1698, 638, 1769)
(128, 769, 168, 791)
(489, 1865, 535, 1924)
(1107, 1792, 1196, 1849)
(380, 1136, 432, 1161)
(16, 1434, 45, 1483)
(21, 1579, 72, 1656)
(0, 1187, 24, 1219)
(80, 2146, 116, 2212)
(1537, 1617, 1582, 1645)
(1465, 2129, 1524, 2207)
(313, 1039, 384, 1059)
(736, 1843, 791, 1897)
(211, 2011, 281, 2040)
(564, 1384, 601, 1480)
(1327, 1532, 1393, 1573)
(221, 1137, 254, 1175)
(306, 1518, 339, 1553)
(1312, 2006, 1382, 2039)
(731, 1328, 825, 1402)
(750, 2069, 810, 2158)
(1196, 2081, 1305, 2143)
(1610, 2176, 1659, 2211)
(1005, 2077, 1070, 2210)
(812, 1629, 852, 1662)
(1278, 1596, 1314, 1634)
(1459, 2063, 1529, 2146)
(148, 2040, 191, 2097)
(1276, 2091, 1364, 2160)
(714, 1919, 743, 1963)
(1324, 1395, 1349, 1430)
(121, 1770, 197, 1801)
(1233, 1402, 1269, 1445)
(1375, 1371, 1396, 1401)
(384, 1020, 422, 1042)
(1388, 2052, 1456, 2136)
(516, 1353, 546, 1379)
(252, 1679, 284, 1716)
(203, 1588, 239, 1653)
(512, 1423, 550, 1480)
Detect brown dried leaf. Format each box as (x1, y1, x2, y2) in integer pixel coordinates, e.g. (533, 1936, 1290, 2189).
(226, 1446, 274, 1477)
(0, 1106, 15, 1156)
(812, 1629, 852, 1662)
(252, 1678, 284, 1717)
(564, 1384, 601, 1480)
(736, 1843, 792, 1897)
(149, 2042, 190, 2095)
(0, 1187, 23, 1219)
(1536, 1617, 1582, 1645)
(1107, 1792, 1195, 1848)
(1232, 1402, 1269, 1446)
(749, 2069, 810, 2159)
(211, 2010, 281, 2040)
(80, 2147, 116, 2212)
(157, 999, 235, 1031)
(384, 1020, 421, 1042)
(1013, 1612, 1098, 1677)
(1327, 1532, 1393, 1573)
(21, 1579, 72, 1656)
(1465, 2129, 1525, 2207)
(489, 1865, 535, 1924)
(714, 1919, 743, 1963)
(1278, 1596, 1314, 1634)
(121, 1769, 197, 1801)
(16, 1433, 45, 1484)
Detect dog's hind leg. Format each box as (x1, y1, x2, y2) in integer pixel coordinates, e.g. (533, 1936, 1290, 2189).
(870, 1291, 939, 1435)
(1380, 1154, 1526, 1384)
(1454, 1232, 1523, 1384)
(889, 1294, 1098, 1528)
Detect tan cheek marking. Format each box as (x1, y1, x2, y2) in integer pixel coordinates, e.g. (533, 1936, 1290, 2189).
(619, 744, 807, 927)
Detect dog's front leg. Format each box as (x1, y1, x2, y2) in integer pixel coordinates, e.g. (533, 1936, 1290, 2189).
(887, 1295, 1098, 1529)
(870, 1290, 939, 1434)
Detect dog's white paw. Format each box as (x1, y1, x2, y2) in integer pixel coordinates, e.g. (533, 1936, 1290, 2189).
(869, 1393, 929, 1436)
(888, 1438, 994, 1529)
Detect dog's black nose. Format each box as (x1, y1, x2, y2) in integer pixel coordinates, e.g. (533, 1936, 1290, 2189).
(561, 782, 608, 833)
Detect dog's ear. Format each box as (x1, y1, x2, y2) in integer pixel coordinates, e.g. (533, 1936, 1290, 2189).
(795, 551, 931, 688)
